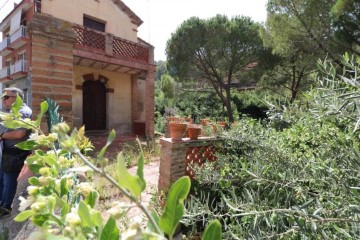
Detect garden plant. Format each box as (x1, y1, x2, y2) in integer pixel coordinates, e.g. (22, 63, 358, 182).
(0, 96, 221, 239)
(182, 54, 359, 239)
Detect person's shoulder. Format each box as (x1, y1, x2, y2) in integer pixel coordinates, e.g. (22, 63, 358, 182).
(19, 104, 32, 118)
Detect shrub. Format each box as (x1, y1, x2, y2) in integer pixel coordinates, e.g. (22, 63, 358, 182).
(183, 54, 360, 239)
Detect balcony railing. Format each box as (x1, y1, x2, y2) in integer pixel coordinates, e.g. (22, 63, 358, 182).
(0, 67, 10, 79)
(10, 59, 28, 75)
(10, 25, 27, 44)
(73, 24, 150, 63)
(0, 25, 28, 57)
(0, 37, 10, 52)
(0, 60, 28, 81)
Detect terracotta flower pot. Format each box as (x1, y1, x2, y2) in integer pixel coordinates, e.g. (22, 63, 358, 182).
(200, 118, 210, 126)
(218, 121, 226, 128)
(169, 122, 187, 140)
(188, 126, 202, 140)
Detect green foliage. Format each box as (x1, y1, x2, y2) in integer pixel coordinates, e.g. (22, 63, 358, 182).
(183, 54, 359, 238)
(0, 96, 204, 239)
(260, 0, 354, 103)
(166, 14, 270, 122)
(202, 220, 222, 240)
(159, 176, 191, 239)
(45, 97, 63, 132)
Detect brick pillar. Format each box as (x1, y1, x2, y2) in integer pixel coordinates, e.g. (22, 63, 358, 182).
(27, 13, 76, 131)
(158, 137, 218, 192)
(145, 67, 155, 137)
(131, 76, 138, 131)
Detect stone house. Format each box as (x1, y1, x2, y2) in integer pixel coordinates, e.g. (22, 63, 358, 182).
(0, 0, 155, 136)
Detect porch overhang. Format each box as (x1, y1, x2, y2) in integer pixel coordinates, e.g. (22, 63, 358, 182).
(73, 49, 149, 75)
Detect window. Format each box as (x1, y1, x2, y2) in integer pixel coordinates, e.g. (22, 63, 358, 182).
(83, 16, 105, 32)
(5, 59, 11, 67)
(18, 51, 26, 61)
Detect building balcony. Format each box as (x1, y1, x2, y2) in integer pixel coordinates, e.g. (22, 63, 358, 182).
(0, 25, 28, 57)
(0, 37, 12, 56)
(0, 67, 10, 80)
(73, 24, 152, 71)
(0, 60, 28, 82)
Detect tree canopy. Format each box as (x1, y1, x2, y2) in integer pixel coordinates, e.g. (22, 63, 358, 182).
(259, 0, 356, 102)
(166, 15, 270, 122)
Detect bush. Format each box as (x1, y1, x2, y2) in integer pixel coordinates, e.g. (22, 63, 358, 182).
(183, 54, 360, 239)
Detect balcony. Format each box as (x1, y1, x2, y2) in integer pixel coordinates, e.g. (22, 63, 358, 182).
(0, 26, 28, 57)
(0, 37, 12, 56)
(73, 25, 151, 67)
(0, 67, 10, 80)
(0, 60, 28, 82)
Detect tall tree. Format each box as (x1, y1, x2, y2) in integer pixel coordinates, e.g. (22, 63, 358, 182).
(166, 15, 269, 123)
(260, 0, 349, 103)
(331, 0, 360, 56)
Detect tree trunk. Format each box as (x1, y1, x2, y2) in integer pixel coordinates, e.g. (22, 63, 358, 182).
(224, 87, 234, 123)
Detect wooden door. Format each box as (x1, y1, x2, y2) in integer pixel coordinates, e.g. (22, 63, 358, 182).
(83, 80, 106, 130)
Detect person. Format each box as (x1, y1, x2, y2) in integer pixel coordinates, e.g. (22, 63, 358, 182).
(0, 87, 32, 218)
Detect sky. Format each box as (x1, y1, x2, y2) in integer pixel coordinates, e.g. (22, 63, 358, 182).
(0, 0, 268, 61)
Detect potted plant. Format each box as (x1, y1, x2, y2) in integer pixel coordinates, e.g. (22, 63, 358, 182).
(169, 117, 188, 140)
(187, 124, 202, 140)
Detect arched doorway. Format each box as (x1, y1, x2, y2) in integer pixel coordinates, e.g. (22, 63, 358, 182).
(83, 80, 106, 130)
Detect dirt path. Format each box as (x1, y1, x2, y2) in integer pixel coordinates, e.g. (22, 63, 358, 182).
(126, 160, 160, 222)
(0, 159, 160, 239)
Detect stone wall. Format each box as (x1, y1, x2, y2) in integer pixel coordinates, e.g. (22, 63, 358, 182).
(158, 137, 218, 192)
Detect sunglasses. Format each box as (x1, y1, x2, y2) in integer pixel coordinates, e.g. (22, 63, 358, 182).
(1, 95, 16, 100)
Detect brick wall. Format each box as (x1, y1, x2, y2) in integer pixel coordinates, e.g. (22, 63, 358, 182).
(27, 14, 76, 131)
(158, 137, 218, 192)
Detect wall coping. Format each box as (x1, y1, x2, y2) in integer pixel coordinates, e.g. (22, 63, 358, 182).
(160, 137, 219, 148)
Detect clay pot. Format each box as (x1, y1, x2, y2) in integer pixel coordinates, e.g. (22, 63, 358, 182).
(169, 122, 187, 140)
(188, 125, 202, 140)
(200, 118, 210, 126)
(218, 121, 226, 128)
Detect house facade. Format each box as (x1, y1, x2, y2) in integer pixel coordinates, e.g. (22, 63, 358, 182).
(0, 0, 155, 136)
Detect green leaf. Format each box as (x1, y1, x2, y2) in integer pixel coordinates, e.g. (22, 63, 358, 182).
(92, 210, 103, 227)
(14, 210, 35, 222)
(56, 197, 70, 216)
(2, 119, 32, 129)
(85, 191, 99, 208)
(35, 101, 49, 127)
(11, 95, 23, 116)
(60, 177, 69, 197)
(100, 217, 119, 240)
(117, 152, 146, 197)
(28, 163, 43, 174)
(31, 213, 50, 226)
(159, 176, 191, 238)
(78, 201, 94, 228)
(147, 211, 160, 232)
(28, 176, 40, 186)
(97, 130, 116, 160)
(136, 138, 145, 181)
(202, 220, 222, 240)
(15, 140, 39, 150)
